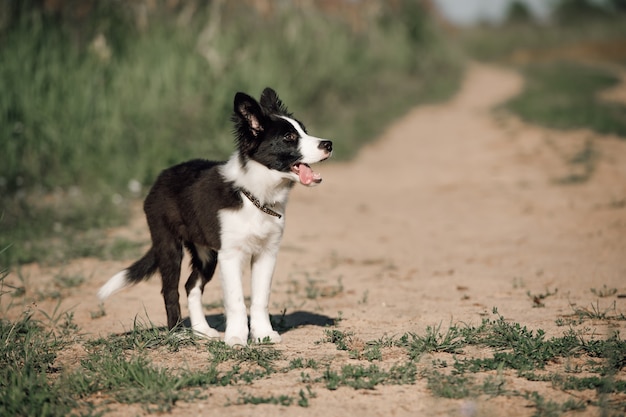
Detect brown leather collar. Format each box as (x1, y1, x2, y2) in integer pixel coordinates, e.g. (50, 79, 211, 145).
(240, 189, 282, 219)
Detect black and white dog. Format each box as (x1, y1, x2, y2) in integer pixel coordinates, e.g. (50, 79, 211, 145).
(98, 88, 332, 346)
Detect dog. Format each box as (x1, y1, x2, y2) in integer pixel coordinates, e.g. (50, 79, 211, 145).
(98, 88, 332, 346)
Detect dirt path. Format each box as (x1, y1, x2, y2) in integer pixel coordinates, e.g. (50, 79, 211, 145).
(283, 62, 626, 338)
(7, 63, 626, 416)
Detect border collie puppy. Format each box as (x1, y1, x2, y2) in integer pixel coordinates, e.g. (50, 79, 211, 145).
(98, 88, 332, 346)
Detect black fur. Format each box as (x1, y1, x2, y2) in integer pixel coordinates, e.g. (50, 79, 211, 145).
(122, 159, 243, 328)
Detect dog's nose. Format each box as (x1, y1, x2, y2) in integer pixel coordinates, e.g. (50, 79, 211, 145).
(318, 140, 333, 153)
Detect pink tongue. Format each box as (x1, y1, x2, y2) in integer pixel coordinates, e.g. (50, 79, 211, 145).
(298, 164, 314, 185)
(298, 164, 320, 185)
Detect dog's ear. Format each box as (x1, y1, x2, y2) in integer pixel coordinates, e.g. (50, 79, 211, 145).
(234, 92, 264, 137)
(260, 87, 290, 116)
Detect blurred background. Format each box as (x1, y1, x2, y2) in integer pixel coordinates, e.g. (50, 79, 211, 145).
(1, 0, 625, 266)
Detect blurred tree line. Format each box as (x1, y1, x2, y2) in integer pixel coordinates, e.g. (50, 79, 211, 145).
(506, 0, 626, 24)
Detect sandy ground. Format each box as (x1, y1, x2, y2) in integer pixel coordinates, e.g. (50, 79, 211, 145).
(4, 63, 626, 416)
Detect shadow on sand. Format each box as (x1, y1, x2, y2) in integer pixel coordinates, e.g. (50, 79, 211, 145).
(180, 310, 336, 334)
(111, 310, 336, 340)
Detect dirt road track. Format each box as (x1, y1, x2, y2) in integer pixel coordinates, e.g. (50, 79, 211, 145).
(283, 62, 626, 337)
(9, 63, 626, 416)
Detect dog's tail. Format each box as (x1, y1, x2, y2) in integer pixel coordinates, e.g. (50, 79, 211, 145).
(98, 247, 158, 301)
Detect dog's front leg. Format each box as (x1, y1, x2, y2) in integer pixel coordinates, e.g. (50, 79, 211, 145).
(219, 252, 249, 346)
(249, 249, 282, 344)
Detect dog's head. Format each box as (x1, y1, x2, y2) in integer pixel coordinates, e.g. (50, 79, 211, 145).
(232, 88, 332, 186)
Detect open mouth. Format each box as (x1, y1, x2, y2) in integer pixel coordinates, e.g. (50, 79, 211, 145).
(291, 162, 322, 186)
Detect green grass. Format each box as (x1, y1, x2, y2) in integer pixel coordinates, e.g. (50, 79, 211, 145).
(459, 15, 626, 135)
(570, 300, 626, 321)
(397, 322, 467, 359)
(69, 351, 205, 413)
(524, 392, 587, 417)
(2, 271, 625, 417)
(0, 299, 76, 416)
(320, 329, 355, 352)
(321, 362, 417, 390)
(462, 16, 626, 141)
(527, 288, 559, 308)
(0, 1, 462, 267)
(505, 62, 626, 138)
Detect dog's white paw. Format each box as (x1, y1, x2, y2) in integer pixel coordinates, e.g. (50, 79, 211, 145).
(224, 324, 249, 347)
(192, 325, 220, 339)
(250, 329, 282, 344)
(225, 336, 247, 347)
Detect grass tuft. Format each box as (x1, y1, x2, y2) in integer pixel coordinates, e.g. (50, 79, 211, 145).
(322, 362, 417, 391)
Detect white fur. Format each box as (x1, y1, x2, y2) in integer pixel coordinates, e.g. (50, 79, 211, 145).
(217, 156, 288, 345)
(188, 281, 219, 339)
(97, 270, 130, 300)
(249, 250, 282, 343)
(221, 155, 291, 206)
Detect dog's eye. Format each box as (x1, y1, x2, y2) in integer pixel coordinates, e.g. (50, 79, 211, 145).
(284, 132, 298, 142)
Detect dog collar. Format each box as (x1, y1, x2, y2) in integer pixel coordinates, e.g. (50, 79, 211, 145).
(240, 189, 282, 219)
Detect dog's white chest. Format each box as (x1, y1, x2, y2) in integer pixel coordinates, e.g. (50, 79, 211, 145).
(218, 202, 285, 255)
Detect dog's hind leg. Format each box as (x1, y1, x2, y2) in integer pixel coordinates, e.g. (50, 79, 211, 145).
(184, 244, 219, 338)
(156, 239, 184, 330)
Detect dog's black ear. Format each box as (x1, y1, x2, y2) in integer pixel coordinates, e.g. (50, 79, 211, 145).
(260, 87, 290, 116)
(234, 92, 264, 137)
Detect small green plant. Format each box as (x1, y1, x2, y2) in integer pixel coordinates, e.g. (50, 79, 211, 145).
(89, 303, 106, 319)
(426, 371, 474, 399)
(322, 362, 417, 390)
(288, 357, 319, 371)
(524, 392, 586, 417)
(54, 273, 85, 289)
(234, 391, 295, 407)
(205, 340, 281, 372)
(591, 285, 618, 298)
(1, 275, 25, 299)
(554, 139, 598, 185)
(397, 322, 466, 360)
(570, 300, 626, 321)
(321, 329, 354, 351)
(527, 288, 558, 308)
(360, 343, 383, 362)
(555, 316, 584, 327)
(233, 386, 315, 408)
(86, 318, 197, 353)
(481, 372, 507, 397)
(305, 277, 344, 300)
